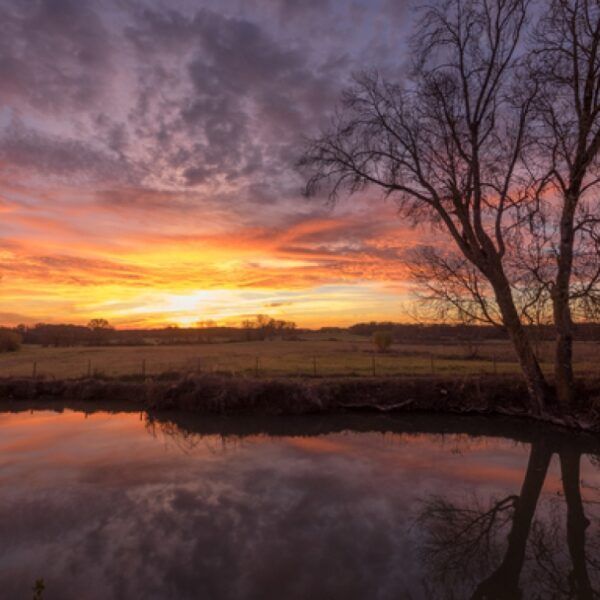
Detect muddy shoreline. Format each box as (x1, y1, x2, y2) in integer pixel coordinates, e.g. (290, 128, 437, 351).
(0, 373, 598, 432)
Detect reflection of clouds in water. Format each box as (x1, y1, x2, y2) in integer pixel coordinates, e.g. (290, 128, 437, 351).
(0, 410, 599, 599)
(1, 454, 411, 599)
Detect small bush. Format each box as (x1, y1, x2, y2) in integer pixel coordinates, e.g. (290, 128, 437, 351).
(0, 329, 21, 352)
(372, 330, 393, 353)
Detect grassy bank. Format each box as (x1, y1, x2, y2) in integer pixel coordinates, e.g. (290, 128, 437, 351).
(0, 337, 600, 379)
(0, 372, 598, 431)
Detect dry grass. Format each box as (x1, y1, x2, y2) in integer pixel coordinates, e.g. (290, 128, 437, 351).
(0, 334, 598, 380)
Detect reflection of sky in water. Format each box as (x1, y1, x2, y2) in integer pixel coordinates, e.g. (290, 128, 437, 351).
(0, 409, 599, 599)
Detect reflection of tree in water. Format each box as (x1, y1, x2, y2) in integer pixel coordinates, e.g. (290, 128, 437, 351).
(418, 444, 600, 599)
(528, 451, 600, 600)
(418, 492, 518, 595)
(144, 414, 248, 455)
(141, 411, 600, 598)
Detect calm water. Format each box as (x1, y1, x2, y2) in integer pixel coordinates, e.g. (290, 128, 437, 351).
(1, 407, 599, 600)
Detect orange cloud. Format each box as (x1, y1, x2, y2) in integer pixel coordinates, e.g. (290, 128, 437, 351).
(0, 181, 430, 326)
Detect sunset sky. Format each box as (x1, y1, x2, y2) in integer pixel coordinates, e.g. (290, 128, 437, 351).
(0, 0, 432, 328)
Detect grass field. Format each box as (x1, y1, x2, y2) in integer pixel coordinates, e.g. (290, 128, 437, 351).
(0, 333, 598, 380)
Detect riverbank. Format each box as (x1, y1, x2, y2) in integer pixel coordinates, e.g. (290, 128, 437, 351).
(0, 373, 598, 431)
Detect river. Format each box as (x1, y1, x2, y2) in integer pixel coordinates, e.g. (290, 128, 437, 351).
(1, 405, 599, 599)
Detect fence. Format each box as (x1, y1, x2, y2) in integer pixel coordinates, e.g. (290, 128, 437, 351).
(13, 352, 515, 381)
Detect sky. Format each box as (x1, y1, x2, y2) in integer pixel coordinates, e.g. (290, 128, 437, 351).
(0, 0, 429, 328)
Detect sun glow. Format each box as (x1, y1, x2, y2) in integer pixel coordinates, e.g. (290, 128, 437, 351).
(0, 0, 437, 330)
(175, 315, 201, 327)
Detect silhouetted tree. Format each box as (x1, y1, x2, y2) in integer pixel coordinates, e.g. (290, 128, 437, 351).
(87, 318, 112, 330)
(87, 318, 113, 346)
(372, 330, 393, 353)
(300, 0, 600, 417)
(523, 0, 600, 409)
(241, 315, 296, 341)
(0, 329, 21, 352)
(300, 0, 547, 413)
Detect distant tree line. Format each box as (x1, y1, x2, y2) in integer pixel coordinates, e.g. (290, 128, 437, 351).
(1, 319, 598, 350)
(16, 323, 244, 347)
(348, 322, 600, 343)
(8, 316, 299, 347)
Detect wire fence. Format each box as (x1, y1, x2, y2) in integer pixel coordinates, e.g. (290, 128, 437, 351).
(4, 339, 598, 380)
(10, 352, 525, 381)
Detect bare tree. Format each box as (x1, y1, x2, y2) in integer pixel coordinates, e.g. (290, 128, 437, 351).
(299, 0, 600, 417)
(87, 318, 112, 330)
(241, 314, 296, 341)
(300, 0, 550, 413)
(87, 318, 113, 346)
(526, 0, 600, 409)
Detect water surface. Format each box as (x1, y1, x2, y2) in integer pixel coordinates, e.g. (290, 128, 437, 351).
(1, 406, 599, 599)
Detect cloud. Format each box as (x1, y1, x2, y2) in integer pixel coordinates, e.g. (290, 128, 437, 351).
(95, 188, 202, 213)
(122, 5, 341, 189)
(0, 0, 417, 326)
(0, 253, 147, 286)
(0, 0, 114, 113)
(0, 120, 134, 184)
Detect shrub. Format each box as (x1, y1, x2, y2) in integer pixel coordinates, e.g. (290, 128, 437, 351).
(0, 329, 21, 352)
(372, 330, 393, 353)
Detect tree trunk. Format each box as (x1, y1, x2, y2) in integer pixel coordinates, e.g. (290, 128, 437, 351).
(492, 275, 549, 415)
(553, 270, 575, 412)
(553, 195, 577, 411)
(554, 315, 575, 411)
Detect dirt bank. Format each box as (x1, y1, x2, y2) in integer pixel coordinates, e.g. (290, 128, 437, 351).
(0, 373, 598, 431)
